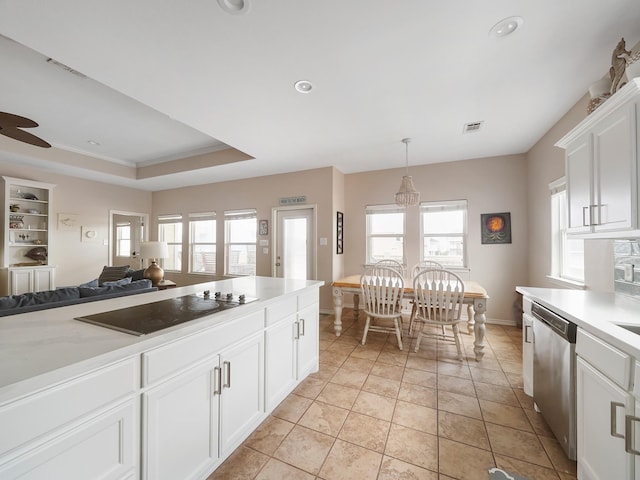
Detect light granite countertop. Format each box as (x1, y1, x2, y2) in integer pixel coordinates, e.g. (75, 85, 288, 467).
(0, 276, 323, 403)
(516, 286, 640, 360)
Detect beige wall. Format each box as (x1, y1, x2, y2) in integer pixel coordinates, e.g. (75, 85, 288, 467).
(151, 167, 338, 308)
(345, 154, 529, 322)
(525, 92, 615, 291)
(0, 160, 152, 286)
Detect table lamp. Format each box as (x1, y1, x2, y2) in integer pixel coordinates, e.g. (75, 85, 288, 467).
(140, 241, 168, 285)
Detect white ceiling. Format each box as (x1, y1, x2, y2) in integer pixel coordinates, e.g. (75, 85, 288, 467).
(0, 0, 639, 191)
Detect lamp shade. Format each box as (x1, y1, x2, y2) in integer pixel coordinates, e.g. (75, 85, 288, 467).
(140, 241, 168, 259)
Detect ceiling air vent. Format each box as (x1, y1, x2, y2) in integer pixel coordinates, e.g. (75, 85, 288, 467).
(46, 58, 87, 79)
(463, 121, 483, 133)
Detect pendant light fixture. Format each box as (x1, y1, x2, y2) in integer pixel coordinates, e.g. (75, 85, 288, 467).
(394, 137, 420, 207)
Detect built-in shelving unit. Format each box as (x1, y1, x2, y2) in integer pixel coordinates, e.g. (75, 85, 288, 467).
(0, 176, 56, 294)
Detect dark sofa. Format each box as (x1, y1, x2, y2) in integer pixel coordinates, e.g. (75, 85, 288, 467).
(0, 279, 157, 317)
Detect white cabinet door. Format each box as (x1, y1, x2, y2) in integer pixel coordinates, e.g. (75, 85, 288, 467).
(218, 332, 264, 457)
(592, 103, 636, 232)
(10, 268, 33, 295)
(566, 134, 593, 233)
(144, 359, 219, 480)
(0, 400, 139, 480)
(33, 267, 55, 292)
(265, 314, 297, 411)
(522, 312, 534, 397)
(577, 357, 634, 480)
(297, 303, 319, 380)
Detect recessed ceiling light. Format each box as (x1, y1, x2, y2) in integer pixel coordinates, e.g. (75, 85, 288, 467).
(217, 0, 250, 15)
(294, 80, 313, 94)
(489, 16, 523, 38)
(87, 140, 101, 146)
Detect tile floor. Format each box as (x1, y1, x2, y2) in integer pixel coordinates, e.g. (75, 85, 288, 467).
(209, 309, 578, 480)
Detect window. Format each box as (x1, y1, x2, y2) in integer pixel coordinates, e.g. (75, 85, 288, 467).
(158, 214, 182, 272)
(550, 179, 584, 283)
(420, 200, 467, 268)
(189, 212, 216, 274)
(224, 209, 257, 276)
(365, 205, 405, 264)
(115, 222, 130, 257)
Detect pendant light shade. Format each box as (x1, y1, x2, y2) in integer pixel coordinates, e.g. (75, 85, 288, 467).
(394, 138, 420, 207)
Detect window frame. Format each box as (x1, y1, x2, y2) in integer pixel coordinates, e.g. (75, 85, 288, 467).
(365, 204, 406, 265)
(549, 178, 585, 286)
(224, 209, 257, 276)
(419, 199, 468, 268)
(188, 212, 217, 275)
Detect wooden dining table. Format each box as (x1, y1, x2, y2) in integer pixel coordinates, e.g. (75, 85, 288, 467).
(331, 274, 490, 361)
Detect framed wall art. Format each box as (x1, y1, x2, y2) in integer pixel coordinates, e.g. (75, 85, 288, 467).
(336, 211, 344, 254)
(481, 212, 512, 244)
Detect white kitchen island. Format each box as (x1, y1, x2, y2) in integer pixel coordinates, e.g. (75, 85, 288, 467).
(0, 276, 323, 480)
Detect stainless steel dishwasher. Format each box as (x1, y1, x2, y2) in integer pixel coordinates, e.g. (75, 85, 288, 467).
(532, 302, 577, 460)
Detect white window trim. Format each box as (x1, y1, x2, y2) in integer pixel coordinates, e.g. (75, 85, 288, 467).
(419, 199, 468, 268)
(158, 214, 183, 273)
(188, 212, 216, 275)
(224, 209, 257, 276)
(365, 204, 406, 266)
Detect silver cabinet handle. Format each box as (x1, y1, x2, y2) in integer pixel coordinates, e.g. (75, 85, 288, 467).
(299, 318, 305, 337)
(294, 321, 300, 340)
(524, 324, 532, 343)
(223, 361, 231, 389)
(213, 366, 222, 395)
(625, 415, 640, 455)
(611, 401, 625, 438)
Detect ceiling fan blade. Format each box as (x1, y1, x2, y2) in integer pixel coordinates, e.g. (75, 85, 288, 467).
(0, 126, 51, 148)
(0, 111, 39, 128)
(0, 111, 51, 148)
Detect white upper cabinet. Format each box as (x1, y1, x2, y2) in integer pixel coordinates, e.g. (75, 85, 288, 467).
(557, 78, 640, 237)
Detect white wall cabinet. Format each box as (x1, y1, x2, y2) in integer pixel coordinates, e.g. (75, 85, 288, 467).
(0, 176, 56, 295)
(556, 78, 640, 237)
(576, 328, 636, 480)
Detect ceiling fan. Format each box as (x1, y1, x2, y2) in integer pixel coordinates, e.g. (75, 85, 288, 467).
(0, 112, 51, 148)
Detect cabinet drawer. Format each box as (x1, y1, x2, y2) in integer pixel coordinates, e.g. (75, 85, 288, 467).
(265, 296, 297, 327)
(0, 356, 138, 456)
(142, 309, 264, 385)
(298, 289, 318, 310)
(576, 328, 632, 389)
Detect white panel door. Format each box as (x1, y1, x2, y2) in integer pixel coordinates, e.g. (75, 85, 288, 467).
(274, 207, 316, 280)
(592, 103, 636, 232)
(144, 359, 218, 480)
(265, 314, 297, 410)
(219, 333, 265, 457)
(577, 357, 634, 480)
(566, 134, 593, 233)
(297, 303, 319, 380)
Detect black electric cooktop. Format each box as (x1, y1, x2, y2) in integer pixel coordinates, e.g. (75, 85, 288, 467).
(75, 291, 258, 336)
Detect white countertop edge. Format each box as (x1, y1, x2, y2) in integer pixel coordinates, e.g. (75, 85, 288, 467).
(0, 276, 324, 404)
(516, 286, 640, 360)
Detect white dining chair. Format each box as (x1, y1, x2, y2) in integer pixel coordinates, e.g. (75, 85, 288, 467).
(412, 268, 465, 360)
(408, 260, 443, 336)
(360, 265, 405, 350)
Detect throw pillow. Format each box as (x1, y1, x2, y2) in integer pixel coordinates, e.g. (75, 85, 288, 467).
(98, 265, 130, 286)
(102, 277, 132, 286)
(79, 278, 99, 288)
(125, 268, 146, 281)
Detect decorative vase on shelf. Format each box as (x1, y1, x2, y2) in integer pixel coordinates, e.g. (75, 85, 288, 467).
(9, 204, 19, 212)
